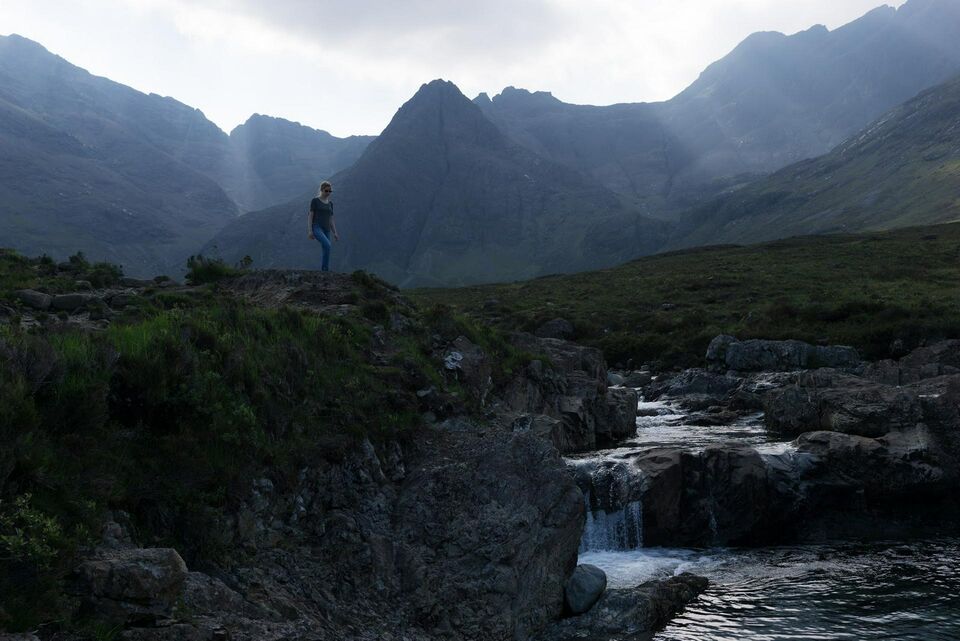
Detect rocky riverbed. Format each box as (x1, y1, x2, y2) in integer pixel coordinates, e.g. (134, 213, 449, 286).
(11, 269, 960, 640)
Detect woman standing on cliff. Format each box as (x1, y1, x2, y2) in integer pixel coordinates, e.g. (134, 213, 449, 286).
(307, 181, 340, 272)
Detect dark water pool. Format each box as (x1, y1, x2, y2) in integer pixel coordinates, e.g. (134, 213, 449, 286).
(580, 538, 960, 640)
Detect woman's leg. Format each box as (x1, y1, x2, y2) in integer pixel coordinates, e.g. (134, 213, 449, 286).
(313, 226, 332, 271)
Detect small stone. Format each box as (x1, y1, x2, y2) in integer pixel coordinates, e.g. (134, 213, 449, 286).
(607, 372, 625, 386)
(565, 564, 607, 614)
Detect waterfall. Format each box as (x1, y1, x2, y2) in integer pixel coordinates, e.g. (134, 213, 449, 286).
(573, 459, 645, 552)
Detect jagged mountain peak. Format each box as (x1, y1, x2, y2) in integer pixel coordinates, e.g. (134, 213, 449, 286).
(375, 77, 505, 149)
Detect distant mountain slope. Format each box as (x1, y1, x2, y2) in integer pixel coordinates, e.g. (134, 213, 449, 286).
(226, 115, 373, 212)
(0, 35, 239, 276)
(477, 0, 960, 214)
(672, 73, 960, 246)
(0, 34, 372, 274)
(207, 80, 667, 287)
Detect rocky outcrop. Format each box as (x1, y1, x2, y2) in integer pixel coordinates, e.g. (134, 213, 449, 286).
(763, 369, 924, 437)
(575, 340, 960, 547)
(862, 339, 960, 385)
(535, 318, 575, 341)
(71, 548, 189, 625)
(69, 428, 583, 641)
(504, 333, 638, 453)
(541, 574, 709, 641)
(706, 335, 860, 373)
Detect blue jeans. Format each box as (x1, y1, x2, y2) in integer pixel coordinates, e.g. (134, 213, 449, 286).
(313, 225, 331, 271)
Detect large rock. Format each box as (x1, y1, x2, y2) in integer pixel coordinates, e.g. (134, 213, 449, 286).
(71, 548, 189, 623)
(862, 339, 960, 385)
(14, 289, 52, 310)
(599, 387, 639, 443)
(504, 332, 635, 453)
(535, 318, 575, 340)
(564, 564, 607, 614)
(707, 336, 859, 372)
(51, 293, 96, 311)
(394, 429, 584, 640)
(542, 574, 709, 640)
(764, 369, 923, 438)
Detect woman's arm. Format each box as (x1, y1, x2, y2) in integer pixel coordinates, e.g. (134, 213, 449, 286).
(307, 210, 315, 239)
(330, 217, 340, 241)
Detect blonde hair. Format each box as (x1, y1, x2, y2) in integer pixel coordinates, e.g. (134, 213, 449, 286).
(317, 181, 332, 197)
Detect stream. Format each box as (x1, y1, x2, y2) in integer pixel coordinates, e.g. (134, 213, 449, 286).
(567, 398, 960, 640)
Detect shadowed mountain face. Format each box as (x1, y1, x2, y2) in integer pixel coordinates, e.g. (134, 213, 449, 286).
(0, 35, 370, 275)
(206, 80, 667, 287)
(670, 73, 960, 247)
(225, 115, 374, 213)
(0, 34, 239, 276)
(477, 0, 960, 216)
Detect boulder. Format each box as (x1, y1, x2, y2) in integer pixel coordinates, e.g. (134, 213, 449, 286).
(394, 429, 584, 640)
(564, 564, 607, 614)
(708, 336, 859, 372)
(606, 371, 625, 387)
(71, 547, 189, 624)
(543, 574, 708, 640)
(504, 333, 627, 453)
(536, 318, 575, 340)
(646, 368, 741, 400)
(764, 370, 923, 438)
(75, 280, 93, 290)
(599, 387, 639, 443)
(862, 340, 960, 385)
(51, 293, 95, 311)
(623, 370, 653, 387)
(14, 289, 52, 310)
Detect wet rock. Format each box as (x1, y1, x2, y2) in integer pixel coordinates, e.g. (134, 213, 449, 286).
(71, 547, 189, 624)
(536, 318, 575, 340)
(564, 564, 607, 614)
(15, 289, 52, 310)
(0, 635, 41, 641)
(606, 371, 625, 386)
(544, 573, 708, 640)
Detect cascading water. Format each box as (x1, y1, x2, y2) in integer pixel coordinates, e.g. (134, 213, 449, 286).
(571, 458, 645, 552)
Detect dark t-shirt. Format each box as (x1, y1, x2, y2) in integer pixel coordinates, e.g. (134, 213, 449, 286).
(310, 198, 334, 231)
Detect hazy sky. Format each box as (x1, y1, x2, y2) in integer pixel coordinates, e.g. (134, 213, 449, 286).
(1, 0, 908, 137)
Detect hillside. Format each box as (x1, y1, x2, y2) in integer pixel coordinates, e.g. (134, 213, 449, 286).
(0, 35, 369, 276)
(411, 222, 960, 368)
(675, 73, 960, 246)
(207, 80, 667, 287)
(477, 0, 960, 215)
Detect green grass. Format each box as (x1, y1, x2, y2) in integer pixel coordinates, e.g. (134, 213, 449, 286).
(410, 223, 960, 368)
(0, 249, 538, 631)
